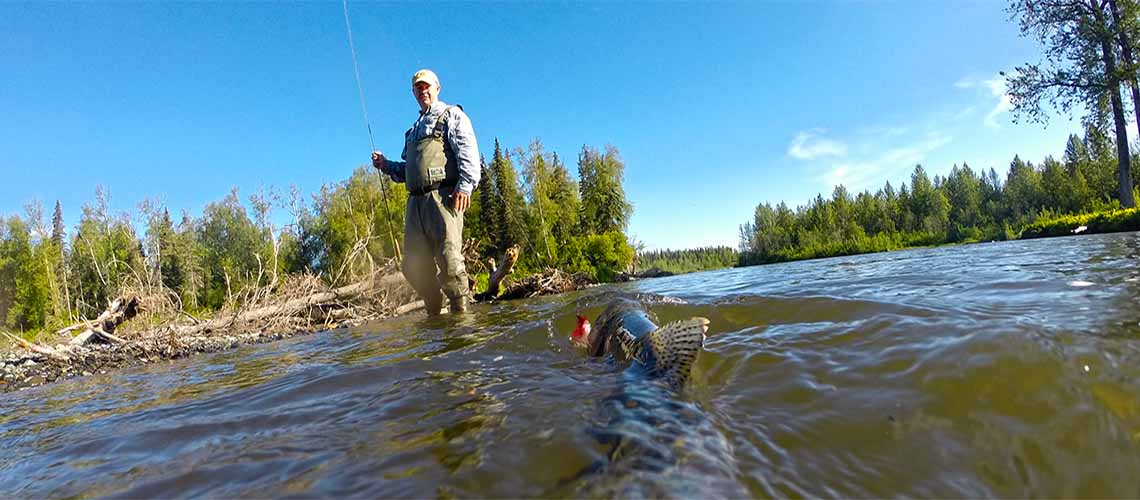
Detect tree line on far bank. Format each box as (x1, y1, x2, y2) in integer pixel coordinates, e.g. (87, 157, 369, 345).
(637, 247, 738, 275)
(738, 129, 1139, 265)
(0, 140, 634, 337)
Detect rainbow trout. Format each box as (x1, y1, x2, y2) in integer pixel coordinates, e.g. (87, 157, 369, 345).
(571, 298, 708, 390)
(563, 298, 747, 497)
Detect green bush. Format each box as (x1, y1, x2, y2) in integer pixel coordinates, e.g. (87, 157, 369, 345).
(559, 231, 632, 281)
(1019, 208, 1140, 239)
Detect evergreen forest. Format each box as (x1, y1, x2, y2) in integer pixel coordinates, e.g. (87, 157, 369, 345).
(739, 131, 1140, 265)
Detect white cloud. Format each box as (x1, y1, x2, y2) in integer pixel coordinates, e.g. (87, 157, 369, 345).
(954, 77, 976, 89)
(820, 161, 875, 189)
(856, 125, 910, 138)
(984, 93, 1013, 129)
(788, 129, 848, 160)
(982, 75, 1013, 128)
(983, 76, 1006, 96)
(813, 131, 953, 192)
(882, 147, 923, 166)
(957, 73, 1013, 129)
(953, 106, 977, 121)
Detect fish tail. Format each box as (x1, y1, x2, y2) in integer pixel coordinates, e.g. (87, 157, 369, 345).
(646, 317, 709, 389)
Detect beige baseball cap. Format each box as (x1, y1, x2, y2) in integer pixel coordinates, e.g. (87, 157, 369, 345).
(412, 69, 440, 87)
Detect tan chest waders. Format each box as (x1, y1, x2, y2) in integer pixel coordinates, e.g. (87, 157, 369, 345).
(405, 106, 460, 196)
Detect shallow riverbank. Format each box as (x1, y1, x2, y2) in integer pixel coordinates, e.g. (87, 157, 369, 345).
(0, 267, 600, 393)
(0, 318, 377, 393)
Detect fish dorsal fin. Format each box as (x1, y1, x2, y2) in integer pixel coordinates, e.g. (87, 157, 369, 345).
(616, 326, 641, 359)
(645, 317, 709, 389)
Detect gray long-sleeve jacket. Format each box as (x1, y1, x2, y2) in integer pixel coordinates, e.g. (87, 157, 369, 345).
(382, 100, 481, 195)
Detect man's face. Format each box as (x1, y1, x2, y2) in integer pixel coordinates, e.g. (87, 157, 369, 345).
(413, 81, 439, 111)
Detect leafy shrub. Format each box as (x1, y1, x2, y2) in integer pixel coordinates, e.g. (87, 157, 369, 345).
(1020, 208, 1140, 239)
(559, 231, 632, 281)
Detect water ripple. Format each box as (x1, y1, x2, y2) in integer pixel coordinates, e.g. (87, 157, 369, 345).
(4, 232, 1140, 496)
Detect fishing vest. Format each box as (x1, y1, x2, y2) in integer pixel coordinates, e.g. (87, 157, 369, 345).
(405, 105, 461, 195)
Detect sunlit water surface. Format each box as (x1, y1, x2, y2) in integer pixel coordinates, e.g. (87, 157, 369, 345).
(4, 233, 1140, 497)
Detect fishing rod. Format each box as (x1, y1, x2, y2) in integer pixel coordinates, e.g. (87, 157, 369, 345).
(342, 0, 401, 264)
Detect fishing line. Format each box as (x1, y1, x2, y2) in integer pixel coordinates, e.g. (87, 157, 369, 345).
(342, 0, 401, 263)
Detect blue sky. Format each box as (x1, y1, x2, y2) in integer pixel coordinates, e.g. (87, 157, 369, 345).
(0, 1, 1095, 250)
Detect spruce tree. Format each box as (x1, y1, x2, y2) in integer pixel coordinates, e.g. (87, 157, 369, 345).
(43, 200, 68, 319)
(475, 155, 499, 255)
(577, 145, 598, 234)
(491, 139, 527, 255)
(155, 208, 183, 292)
(547, 152, 581, 246)
(463, 156, 486, 248)
(51, 200, 65, 249)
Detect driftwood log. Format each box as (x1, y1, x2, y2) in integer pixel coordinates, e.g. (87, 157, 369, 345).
(70, 295, 141, 345)
(1, 295, 143, 361)
(0, 331, 70, 361)
(166, 272, 405, 337)
(474, 246, 519, 302)
(498, 268, 593, 300)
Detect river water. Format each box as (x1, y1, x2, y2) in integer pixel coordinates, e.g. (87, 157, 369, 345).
(3, 232, 1140, 498)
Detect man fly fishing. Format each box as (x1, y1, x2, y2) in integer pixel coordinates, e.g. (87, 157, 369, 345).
(373, 69, 481, 315)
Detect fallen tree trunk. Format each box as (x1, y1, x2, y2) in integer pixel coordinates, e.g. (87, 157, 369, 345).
(70, 295, 141, 345)
(1, 331, 70, 361)
(395, 300, 425, 315)
(169, 272, 406, 336)
(498, 268, 594, 300)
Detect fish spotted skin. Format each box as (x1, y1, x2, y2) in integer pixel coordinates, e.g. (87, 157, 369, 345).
(616, 317, 709, 390)
(586, 298, 708, 391)
(557, 298, 745, 497)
